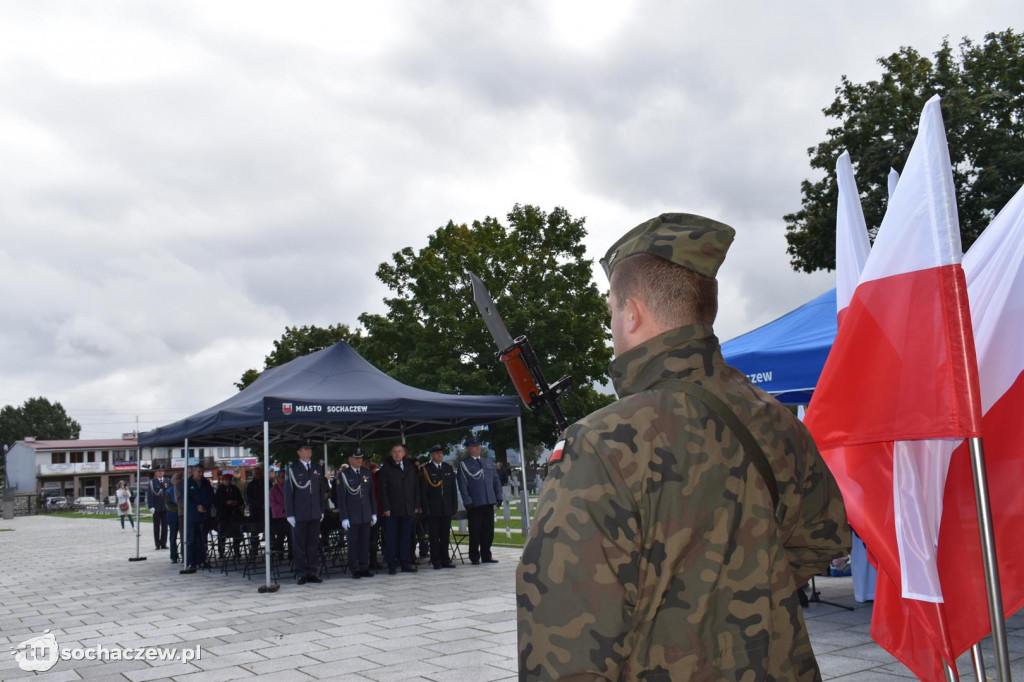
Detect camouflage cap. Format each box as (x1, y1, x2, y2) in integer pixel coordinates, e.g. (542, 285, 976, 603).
(600, 213, 735, 280)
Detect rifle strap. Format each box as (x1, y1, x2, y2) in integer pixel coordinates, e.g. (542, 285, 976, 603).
(656, 380, 783, 524)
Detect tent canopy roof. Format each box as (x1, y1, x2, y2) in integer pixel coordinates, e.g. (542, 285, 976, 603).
(721, 288, 837, 405)
(140, 342, 520, 447)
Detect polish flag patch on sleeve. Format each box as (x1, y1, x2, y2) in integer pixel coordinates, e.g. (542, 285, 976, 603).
(549, 440, 566, 464)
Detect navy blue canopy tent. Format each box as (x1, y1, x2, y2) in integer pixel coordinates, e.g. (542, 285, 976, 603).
(139, 341, 520, 447)
(140, 341, 522, 588)
(721, 288, 837, 405)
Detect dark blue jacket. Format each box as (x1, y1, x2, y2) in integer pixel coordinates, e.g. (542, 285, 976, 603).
(420, 461, 458, 517)
(185, 476, 214, 521)
(335, 466, 376, 525)
(284, 460, 325, 521)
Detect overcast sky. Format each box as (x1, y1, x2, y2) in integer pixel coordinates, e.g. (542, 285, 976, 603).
(1, 1, 1017, 439)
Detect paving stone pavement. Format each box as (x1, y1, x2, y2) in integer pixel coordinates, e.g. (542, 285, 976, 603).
(2, 516, 1022, 680)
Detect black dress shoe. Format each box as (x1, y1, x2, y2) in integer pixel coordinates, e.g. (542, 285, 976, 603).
(470, 559, 480, 565)
(401, 565, 417, 573)
(363, 570, 375, 578)
(482, 558, 499, 564)
(306, 575, 322, 583)
(352, 572, 362, 579)
(388, 567, 397, 575)
(442, 562, 456, 569)
(432, 563, 442, 570)
(181, 567, 196, 574)
(297, 576, 307, 585)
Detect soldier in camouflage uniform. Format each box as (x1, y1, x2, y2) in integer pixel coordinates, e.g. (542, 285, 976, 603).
(516, 213, 849, 681)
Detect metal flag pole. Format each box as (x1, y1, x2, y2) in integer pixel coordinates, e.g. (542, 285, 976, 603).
(968, 436, 1010, 682)
(129, 417, 147, 562)
(180, 438, 191, 574)
(258, 420, 279, 593)
(516, 416, 530, 535)
(971, 643, 986, 681)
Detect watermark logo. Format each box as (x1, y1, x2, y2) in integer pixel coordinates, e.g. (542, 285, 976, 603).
(10, 630, 201, 672)
(12, 629, 58, 672)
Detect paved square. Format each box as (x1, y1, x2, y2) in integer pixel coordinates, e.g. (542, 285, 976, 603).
(1, 516, 1021, 680)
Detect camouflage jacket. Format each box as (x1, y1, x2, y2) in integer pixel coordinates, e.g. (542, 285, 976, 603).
(516, 324, 849, 681)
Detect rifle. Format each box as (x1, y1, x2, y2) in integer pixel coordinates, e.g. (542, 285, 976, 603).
(469, 272, 572, 436)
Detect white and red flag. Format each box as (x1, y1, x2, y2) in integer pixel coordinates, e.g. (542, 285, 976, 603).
(806, 95, 983, 679)
(870, 181, 1024, 679)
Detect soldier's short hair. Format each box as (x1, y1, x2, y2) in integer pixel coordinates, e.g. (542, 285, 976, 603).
(610, 253, 718, 327)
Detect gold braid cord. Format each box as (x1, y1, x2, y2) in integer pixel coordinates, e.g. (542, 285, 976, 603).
(422, 465, 444, 489)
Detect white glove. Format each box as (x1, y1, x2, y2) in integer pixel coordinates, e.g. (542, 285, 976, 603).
(320, 513, 324, 522)
(287, 516, 296, 527)
(371, 514, 377, 526)
(341, 519, 351, 531)
(149, 508, 154, 513)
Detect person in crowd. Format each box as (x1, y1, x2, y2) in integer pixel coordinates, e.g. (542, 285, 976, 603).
(457, 437, 502, 565)
(183, 464, 213, 573)
(246, 466, 265, 521)
(147, 469, 171, 550)
(379, 443, 420, 575)
(516, 212, 850, 679)
(213, 472, 245, 558)
(269, 469, 289, 560)
(165, 472, 183, 563)
(284, 442, 326, 585)
(496, 461, 510, 489)
(420, 444, 457, 570)
(335, 448, 377, 578)
(115, 480, 134, 533)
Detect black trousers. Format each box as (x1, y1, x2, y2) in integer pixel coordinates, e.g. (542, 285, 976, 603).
(347, 522, 371, 573)
(185, 517, 206, 568)
(467, 504, 495, 562)
(152, 509, 168, 548)
(426, 515, 452, 566)
(292, 519, 321, 578)
(384, 516, 413, 568)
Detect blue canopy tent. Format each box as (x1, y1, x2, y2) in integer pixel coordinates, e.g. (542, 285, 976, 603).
(721, 288, 837, 405)
(139, 341, 523, 588)
(139, 341, 520, 447)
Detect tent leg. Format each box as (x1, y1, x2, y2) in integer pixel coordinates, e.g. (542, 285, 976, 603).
(180, 438, 191, 574)
(517, 417, 530, 535)
(259, 421, 279, 593)
(129, 416, 147, 562)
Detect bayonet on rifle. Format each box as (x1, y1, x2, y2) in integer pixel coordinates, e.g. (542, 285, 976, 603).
(469, 271, 572, 435)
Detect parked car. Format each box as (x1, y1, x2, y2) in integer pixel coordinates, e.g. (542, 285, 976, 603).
(44, 496, 68, 510)
(72, 496, 100, 508)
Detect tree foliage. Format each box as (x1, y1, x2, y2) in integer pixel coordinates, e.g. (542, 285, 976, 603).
(1, 397, 81, 488)
(357, 204, 615, 462)
(785, 29, 1024, 273)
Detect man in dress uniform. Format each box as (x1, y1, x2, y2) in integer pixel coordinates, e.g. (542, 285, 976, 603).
(456, 437, 503, 565)
(516, 213, 849, 680)
(284, 441, 325, 585)
(147, 469, 171, 550)
(419, 444, 457, 570)
(335, 448, 378, 578)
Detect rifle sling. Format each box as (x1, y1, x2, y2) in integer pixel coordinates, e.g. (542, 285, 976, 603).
(656, 380, 782, 523)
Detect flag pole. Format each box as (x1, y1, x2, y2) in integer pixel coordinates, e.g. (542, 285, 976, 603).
(970, 643, 986, 681)
(969, 436, 1010, 681)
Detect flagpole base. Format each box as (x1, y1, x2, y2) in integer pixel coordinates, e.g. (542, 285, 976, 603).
(257, 583, 280, 594)
(128, 556, 148, 562)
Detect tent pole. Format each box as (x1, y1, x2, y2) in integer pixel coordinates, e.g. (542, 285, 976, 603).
(323, 442, 329, 481)
(969, 436, 1009, 681)
(517, 417, 530, 535)
(129, 416, 147, 562)
(258, 421, 278, 592)
(180, 438, 190, 573)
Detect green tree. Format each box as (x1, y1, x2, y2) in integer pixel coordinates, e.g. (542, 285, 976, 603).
(785, 29, 1024, 273)
(235, 324, 364, 390)
(1, 397, 82, 488)
(358, 204, 615, 463)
